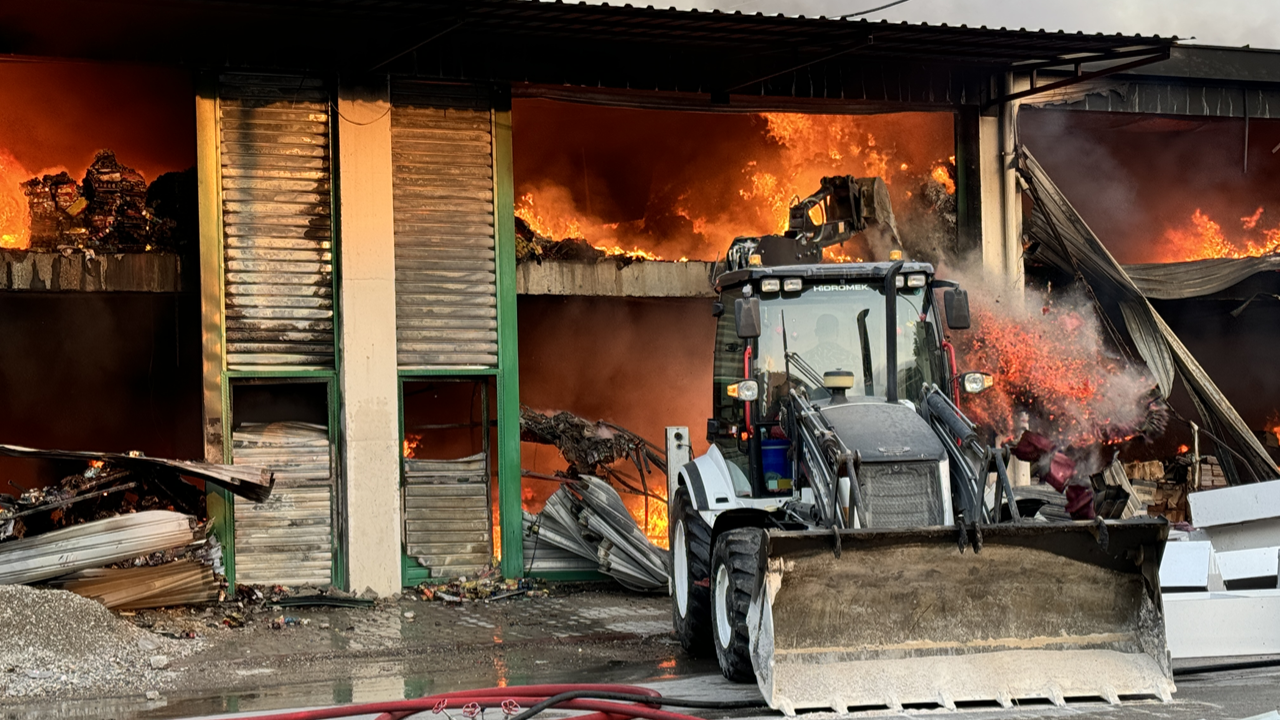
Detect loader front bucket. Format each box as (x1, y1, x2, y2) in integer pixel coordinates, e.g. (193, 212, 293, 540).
(747, 519, 1173, 714)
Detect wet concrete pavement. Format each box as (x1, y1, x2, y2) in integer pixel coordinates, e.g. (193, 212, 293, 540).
(2, 584, 1279, 720)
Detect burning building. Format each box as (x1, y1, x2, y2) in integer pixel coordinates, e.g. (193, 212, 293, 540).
(2, 0, 1276, 597)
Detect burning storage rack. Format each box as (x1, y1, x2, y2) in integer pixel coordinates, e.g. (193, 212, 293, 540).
(205, 73, 344, 588)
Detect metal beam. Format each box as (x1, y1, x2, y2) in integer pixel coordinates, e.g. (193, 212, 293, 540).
(985, 51, 1171, 109)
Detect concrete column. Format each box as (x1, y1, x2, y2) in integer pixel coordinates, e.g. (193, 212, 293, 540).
(978, 72, 1028, 286)
(336, 78, 402, 597)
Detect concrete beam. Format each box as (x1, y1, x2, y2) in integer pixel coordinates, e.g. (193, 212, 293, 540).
(0, 251, 182, 292)
(515, 260, 716, 297)
(336, 78, 402, 597)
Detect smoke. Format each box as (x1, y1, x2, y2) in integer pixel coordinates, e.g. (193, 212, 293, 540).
(1021, 109, 1280, 264)
(944, 265, 1161, 453)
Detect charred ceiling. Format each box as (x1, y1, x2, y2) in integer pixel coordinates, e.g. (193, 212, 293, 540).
(0, 1, 1170, 106)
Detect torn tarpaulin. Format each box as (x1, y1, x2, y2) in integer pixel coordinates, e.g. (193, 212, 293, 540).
(0, 445, 273, 502)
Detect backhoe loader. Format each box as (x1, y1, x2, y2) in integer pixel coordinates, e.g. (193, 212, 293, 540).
(667, 176, 1173, 713)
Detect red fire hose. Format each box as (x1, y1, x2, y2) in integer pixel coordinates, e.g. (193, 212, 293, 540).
(223, 683, 764, 720)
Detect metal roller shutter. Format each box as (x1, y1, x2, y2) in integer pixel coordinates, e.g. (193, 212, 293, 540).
(233, 422, 334, 586)
(403, 453, 492, 579)
(219, 74, 335, 370)
(391, 83, 497, 368)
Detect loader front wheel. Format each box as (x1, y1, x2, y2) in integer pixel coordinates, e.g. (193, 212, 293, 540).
(671, 487, 713, 657)
(712, 528, 762, 683)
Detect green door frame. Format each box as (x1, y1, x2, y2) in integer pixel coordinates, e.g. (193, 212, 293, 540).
(198, 71, 347, 589)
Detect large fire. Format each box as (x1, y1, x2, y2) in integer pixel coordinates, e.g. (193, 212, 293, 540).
(952, 280, 1159, 451)
(514, 107, 955, 262)
(1158, 207, 1280, 262)
(0, 149, 31, 249)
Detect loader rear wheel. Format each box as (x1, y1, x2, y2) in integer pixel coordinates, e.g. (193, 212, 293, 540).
(712, 528, 762, 683)
(671, 487, 713, 657)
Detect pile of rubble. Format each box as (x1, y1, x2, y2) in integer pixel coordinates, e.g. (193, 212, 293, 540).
(417, 575, 544, 602)
(0, 445, 272, 610)
(514, 216, 648, 268)
(0, 584, 194, 699)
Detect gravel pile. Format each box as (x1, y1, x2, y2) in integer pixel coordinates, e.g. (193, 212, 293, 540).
(0, 585, 199, 699)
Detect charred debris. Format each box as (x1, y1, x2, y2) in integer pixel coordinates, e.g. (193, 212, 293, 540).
(519, 407, 670, 591)
(0, 445, 272, 609)
(19, 149, 195, 253)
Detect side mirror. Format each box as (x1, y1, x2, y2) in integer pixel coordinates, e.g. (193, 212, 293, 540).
(943, 289, 971, 330)
(734, 297, 762, 339)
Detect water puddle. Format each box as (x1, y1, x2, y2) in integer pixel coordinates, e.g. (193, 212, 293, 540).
(1, 653, 717, 720)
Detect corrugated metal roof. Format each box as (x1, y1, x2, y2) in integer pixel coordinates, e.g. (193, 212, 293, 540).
(4, 1, 1173, 83)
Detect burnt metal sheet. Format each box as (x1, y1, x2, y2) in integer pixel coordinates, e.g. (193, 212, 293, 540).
(220, 74, 335, 370)
(232, 422, 333, 586)
(403, 453, 492, 579)
(0, 444, 273, 503)
(391, 82, 498, 368)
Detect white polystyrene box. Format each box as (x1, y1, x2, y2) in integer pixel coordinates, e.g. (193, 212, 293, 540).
(1189, 480, 1280, 528)
(1160, 540, 1212, 590)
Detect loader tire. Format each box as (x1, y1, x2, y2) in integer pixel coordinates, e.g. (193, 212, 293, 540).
(671, 486, 714, 658)
(712, 527, 762, 684)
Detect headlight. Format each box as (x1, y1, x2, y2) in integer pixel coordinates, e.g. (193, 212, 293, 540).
(906, 274, 927, 288)
(760, 278, 781, 292)
(727, 380, 759, 402)
(782, 278, 803, 292)
(961, 372, 994, 394)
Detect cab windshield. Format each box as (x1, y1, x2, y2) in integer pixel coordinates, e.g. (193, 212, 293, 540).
(755, 282, 940, 406)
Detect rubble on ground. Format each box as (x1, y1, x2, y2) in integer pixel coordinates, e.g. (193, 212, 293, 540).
(416, 575, 544, 602)
(0, 585, 195, 699)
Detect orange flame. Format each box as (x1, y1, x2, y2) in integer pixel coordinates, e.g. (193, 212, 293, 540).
(1177, 444, 1190, 454)
(516, 190, 679, 261)
(0, 149, 31, 250)
(953, 285, 1156, 448)
(403, 433, 421, 459)
(1161, 208, 1280, 262)
(514, 111, 953, 263)
(931, 164, 956, 195)
(88, 460, 105, 469)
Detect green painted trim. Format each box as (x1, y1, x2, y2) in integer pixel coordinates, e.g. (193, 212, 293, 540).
(402, 554, 432, 588)
(327, 376, 347, 590)
(325, 76, 347, 592)
(219, 371, 236, 584)
(530, 570, 610, 582)
(398, 368, 499, 377)
(492, 100, 523, 579)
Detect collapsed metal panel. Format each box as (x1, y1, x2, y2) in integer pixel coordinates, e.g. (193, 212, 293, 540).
(390, 82, 497, 368)
(219, 74, 335, 369)
(233, 422, 334, 586)
(403, 453, 492, 578)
